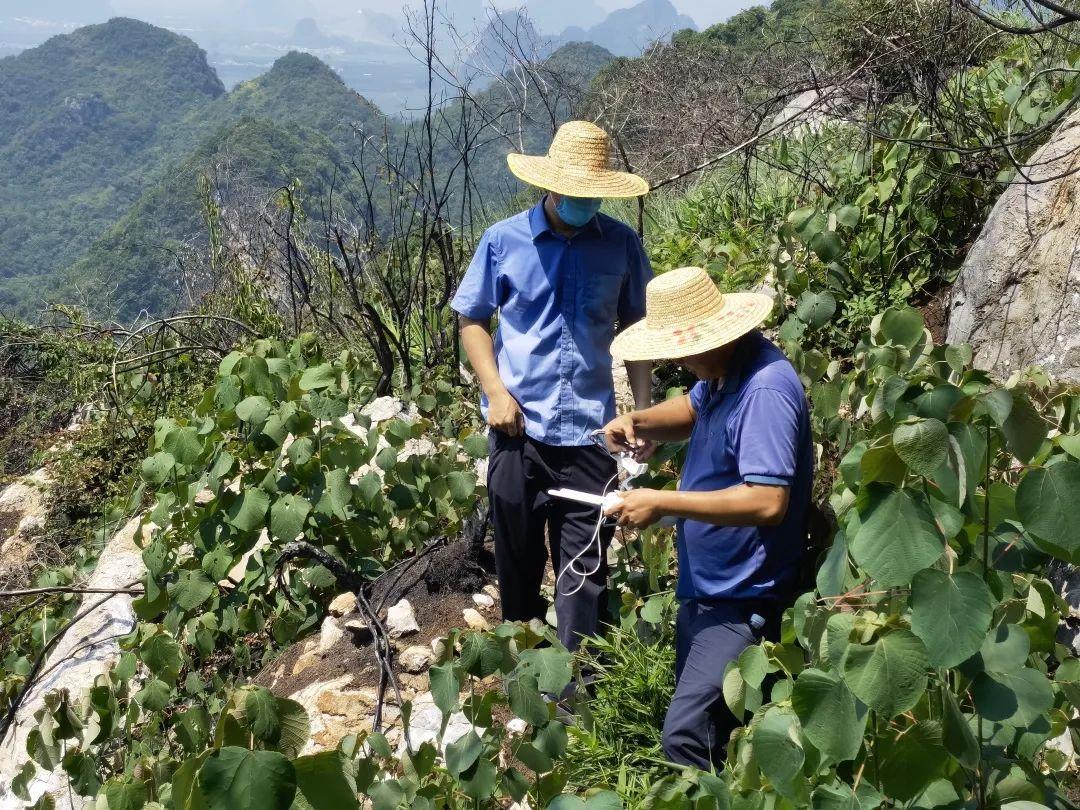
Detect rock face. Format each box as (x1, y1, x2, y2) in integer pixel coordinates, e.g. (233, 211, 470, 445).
(0, 469, 50, 589)
(0, 515, 150, 810)
(947, 109, 1080, 383)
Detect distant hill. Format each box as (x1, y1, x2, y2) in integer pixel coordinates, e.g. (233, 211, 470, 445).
(560, 0, 696, 57)
(66, 51, 392, 320)
(0, 18, 393, 319)
(66, 119, 350, 318)
(0, 18, 225, 314)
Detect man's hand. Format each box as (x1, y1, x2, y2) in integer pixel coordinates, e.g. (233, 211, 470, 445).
(604, 488, 665, 529)
(603, 414, 656, 460)
(488, 389, 525, 436)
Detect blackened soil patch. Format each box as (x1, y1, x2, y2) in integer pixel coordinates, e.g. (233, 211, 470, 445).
(258, 540, 497, 698)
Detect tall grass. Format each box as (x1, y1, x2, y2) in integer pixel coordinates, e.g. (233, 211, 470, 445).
(567, 623, 677, 802)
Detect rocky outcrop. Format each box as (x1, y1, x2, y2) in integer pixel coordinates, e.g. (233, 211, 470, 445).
(0, 468, 50, 589)
(0, 515, 150, 810)
(947, 109, 1080, 383)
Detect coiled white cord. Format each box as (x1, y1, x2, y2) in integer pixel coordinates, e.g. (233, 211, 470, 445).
(555, 470, 620, 597)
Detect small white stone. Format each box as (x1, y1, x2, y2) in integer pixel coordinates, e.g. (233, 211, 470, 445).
(399, 645, 434, 673)
(472, 593, 495, 610)
(318, 616, 344, 654)
(386, 598, 419, 638)
(327, 592, 357, 617)
(482, 584, 499, 600)
(462, 608, 490, 631)
(506, 718, 528, 736)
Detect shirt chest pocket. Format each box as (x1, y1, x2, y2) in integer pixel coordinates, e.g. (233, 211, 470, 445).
(581, 270, 623, 324)
(500, 258, 553, 315)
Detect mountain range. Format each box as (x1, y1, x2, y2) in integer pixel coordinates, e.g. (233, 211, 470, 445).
(0, 1, 696, 108)
(0, 17, 614, 319)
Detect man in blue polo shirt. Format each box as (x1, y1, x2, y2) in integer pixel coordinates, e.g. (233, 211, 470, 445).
(602, 266, 812, 769)
(451, 120, 653, 652)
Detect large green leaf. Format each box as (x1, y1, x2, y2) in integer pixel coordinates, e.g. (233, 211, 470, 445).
(810, 230, 844, 262)
(790, 668, 866, 762)
(274, 697, 311, 760)
(198, 747, 295, 810)
(1016, 461, 1080, 552)
(227, 488, 270, 532)
(298, 363, 337, 392)
(243, 687, 280, 744)
(169, 570, 217, 613)
(892, 418, 949, 477)
(446, 471, 477, 502)
(753, 706, 804, 793)
(139, 633, 183, 685)
(850, 486, 944, 586)
(163, 427, 204, 466)
(796, 290, 837, 328)
(235, 396, 272, 427)
(292, 750, 359, 810)
(141, 452, 176, 485)
(816, 531, 849, 598)
(270, 494, 312, 542)
(879, 307, 924, 348)
(841, 629, 928, 718)
(508, 674, 549, 726)
(444, 731, 483, 777)
(876, 721, 947, 802)
(941, 687, 979, 769)
(910, 569, 994, 668)
(972, 668, 1053, 727)
(1001, 393, 1046, 463)
(517, 647, 573, 695)
(429, 663, 461, 715)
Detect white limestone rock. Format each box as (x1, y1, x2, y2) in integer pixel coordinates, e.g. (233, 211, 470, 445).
(385, 598, 419, 639)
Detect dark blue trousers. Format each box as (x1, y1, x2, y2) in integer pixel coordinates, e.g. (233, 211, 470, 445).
(487, 432, 616, 652)
(662, 599, 783, 770)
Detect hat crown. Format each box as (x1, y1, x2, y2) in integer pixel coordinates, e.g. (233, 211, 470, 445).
(546, 121, 613, 176)
(645, 267, 724, 330)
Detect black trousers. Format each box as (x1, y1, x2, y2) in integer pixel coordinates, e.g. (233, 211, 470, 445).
(487, 431, 617, 652)
(662, 599, 784, 769)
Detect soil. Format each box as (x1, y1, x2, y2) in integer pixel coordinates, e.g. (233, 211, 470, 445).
(256, 539, 497, 698)
(916, 284, 950, 344)
(0, 508, 20, 545)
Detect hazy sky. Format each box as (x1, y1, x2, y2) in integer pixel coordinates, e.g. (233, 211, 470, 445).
(83, 0, 760, 30)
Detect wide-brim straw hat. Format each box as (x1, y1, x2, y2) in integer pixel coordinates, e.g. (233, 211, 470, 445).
(611, 267, 774, 362)
(507, 120, 649, 198)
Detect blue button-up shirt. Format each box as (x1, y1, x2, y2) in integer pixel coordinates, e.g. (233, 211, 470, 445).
(451, 199, 652, 446)
(677, 332, 813, 601)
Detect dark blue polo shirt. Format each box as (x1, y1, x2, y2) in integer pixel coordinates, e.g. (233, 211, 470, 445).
(676, 331, 813, 601)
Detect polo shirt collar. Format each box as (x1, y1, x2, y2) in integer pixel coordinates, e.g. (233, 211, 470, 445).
(529, 196, 603, 241)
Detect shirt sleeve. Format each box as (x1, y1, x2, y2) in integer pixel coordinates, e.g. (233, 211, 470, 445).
(617, 231, 653, 326)
(733, 388, 800, 487)
(451, 229, 499, 320)
(689, 380, 709, 414)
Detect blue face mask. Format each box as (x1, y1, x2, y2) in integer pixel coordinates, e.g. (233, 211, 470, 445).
(555, 195, 602, 228)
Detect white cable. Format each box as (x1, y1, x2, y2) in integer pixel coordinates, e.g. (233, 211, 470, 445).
(555, 470, 619, 597)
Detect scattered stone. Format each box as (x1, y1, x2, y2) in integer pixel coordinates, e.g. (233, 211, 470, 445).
(400, 692, 481, 755)
(194, 488, 215, 506)
(399, 645, 434, 674)
(462, 608, 490, 631)
(386, 598, 419, 638)
(472, 592, 495, 610)
(506, 718, 528, 736)
(318, 616, 344, 655)
(399, 672, 430, 693)
(431, 637, 447, 658)
(328, 592, 357, 617)
(482, 584, 500, 601)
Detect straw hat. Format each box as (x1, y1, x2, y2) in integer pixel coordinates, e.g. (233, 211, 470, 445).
(611, 267, 774, 361)
(506, 121, 649, 198)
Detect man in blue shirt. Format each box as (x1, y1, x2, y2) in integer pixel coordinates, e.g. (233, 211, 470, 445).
(451, 121, 653, 651)
(602, 266, 812, 769)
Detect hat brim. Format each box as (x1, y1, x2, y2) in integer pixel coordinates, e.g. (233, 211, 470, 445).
(507, 153, 649, 198)
(611, 292, 775, 362)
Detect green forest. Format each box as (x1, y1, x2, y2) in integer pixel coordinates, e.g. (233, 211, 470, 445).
(2, 0, 1080, 808)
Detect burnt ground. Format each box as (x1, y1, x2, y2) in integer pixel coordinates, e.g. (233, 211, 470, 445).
(256, 540, 497, 698)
